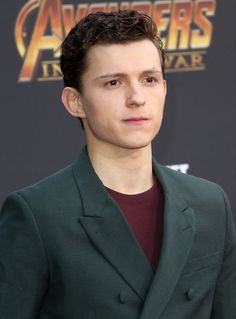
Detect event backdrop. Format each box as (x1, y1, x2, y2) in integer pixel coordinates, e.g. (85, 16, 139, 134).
(0, 0, 235, 219)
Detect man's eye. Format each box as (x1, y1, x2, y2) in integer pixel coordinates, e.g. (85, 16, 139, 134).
(144, 77, 157, 84)
(106, 79, 119, 86)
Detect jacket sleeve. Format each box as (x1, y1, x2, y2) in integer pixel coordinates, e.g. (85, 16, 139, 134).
(0, 192, 49, 319)
(211, 187, 236, 319)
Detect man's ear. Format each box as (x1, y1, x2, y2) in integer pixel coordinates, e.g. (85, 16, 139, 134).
(163, 79, 167, 96)
(61, 87, 86, 118)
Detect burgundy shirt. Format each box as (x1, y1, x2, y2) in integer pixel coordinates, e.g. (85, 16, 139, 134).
(106, 179, 164, 271)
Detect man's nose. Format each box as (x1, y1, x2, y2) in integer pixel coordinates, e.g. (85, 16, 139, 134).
(126, 83, 146, 108)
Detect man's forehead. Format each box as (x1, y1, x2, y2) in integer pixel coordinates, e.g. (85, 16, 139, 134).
(87, 39, 159, 57)
(85, 40, 161, 75)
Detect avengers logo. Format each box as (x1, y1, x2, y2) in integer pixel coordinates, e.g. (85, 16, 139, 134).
(15, 0, 216, 82)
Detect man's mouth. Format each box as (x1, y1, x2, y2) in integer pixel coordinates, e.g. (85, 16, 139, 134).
(122, 117, 149, 125)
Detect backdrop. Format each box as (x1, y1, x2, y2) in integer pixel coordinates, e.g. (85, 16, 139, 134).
(0, 0, 235, 220)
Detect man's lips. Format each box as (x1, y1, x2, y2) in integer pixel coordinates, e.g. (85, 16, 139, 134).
(122, 117, 149, 124)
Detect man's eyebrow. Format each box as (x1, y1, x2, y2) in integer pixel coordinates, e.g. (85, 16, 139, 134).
(142, 69, 163, 74)
(94, 72, 127, 80)
(94, 69, 162, 80)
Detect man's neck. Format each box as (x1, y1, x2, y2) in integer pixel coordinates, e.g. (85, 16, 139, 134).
(87, 143, 154, 194)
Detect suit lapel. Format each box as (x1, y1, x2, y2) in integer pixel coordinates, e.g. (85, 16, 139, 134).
(73, 148, 196, 314)
(72, 147, 153, 301)
(140, 161, 196, 319)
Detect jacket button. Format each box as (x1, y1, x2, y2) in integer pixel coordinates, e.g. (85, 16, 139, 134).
(119, 291, 129, 303)
(186, 288, 195, 300)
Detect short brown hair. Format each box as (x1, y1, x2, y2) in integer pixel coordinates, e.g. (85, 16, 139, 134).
(60, 10, 165, 91)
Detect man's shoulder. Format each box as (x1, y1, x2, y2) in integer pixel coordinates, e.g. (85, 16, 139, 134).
(6, 162, 79, 211)
(21, 163, 73, 193)
(155, 162, 226, 208)
(156, 162, 218, 188)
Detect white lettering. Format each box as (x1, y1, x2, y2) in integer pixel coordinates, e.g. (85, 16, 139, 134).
(167, 163, 190, 174)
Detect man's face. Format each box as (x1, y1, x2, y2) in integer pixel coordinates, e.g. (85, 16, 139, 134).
(78, 39, 166, 152)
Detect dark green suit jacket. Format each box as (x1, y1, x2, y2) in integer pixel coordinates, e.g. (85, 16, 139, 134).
(0, 147, 235, 319)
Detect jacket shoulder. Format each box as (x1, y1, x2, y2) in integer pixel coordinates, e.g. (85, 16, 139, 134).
(159, 164, 217, 188)
(4, 163, 81, 215)
(156, 163, 227, 209)
(19, 164, 74, 195)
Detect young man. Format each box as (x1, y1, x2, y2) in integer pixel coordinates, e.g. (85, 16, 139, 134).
(0, 10, 235, 319)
